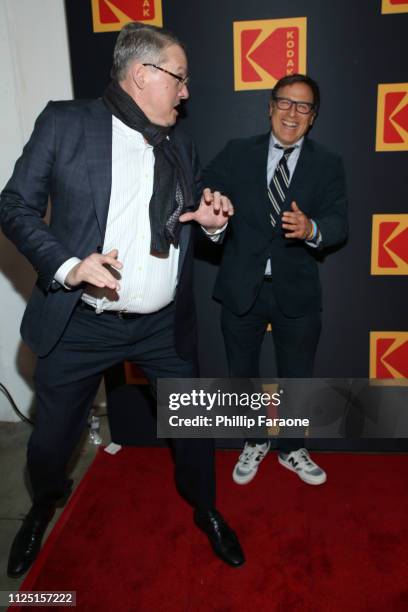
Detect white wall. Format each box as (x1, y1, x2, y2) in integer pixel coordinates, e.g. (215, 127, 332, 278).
(0, 0, 73, 420)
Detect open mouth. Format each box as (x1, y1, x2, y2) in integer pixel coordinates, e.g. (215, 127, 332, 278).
(282, 120, 298, 129)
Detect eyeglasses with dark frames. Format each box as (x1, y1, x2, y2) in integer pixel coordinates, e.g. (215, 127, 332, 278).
(273, 96, 315, 115)
(142, 63, 189, 87)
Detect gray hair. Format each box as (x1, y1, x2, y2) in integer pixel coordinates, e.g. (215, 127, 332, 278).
(111, 22, 184, 81)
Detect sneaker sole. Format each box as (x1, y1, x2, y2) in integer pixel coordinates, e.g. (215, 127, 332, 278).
(278, 456, 327, 486)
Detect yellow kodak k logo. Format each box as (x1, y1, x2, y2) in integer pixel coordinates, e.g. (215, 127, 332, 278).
(371, 215, 408, 275)
(91, 0, 163, 32)
(233, 18, 307, 91)
(382, 0, 408, 14)
(376, 84, 408, 151)
(370, 332, 408, 379)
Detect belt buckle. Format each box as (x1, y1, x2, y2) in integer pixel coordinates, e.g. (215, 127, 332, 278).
(117, 311, 125, 319)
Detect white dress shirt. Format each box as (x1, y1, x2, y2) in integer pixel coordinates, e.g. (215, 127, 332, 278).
(55, 116, 180, 313)
(267, 133, 303, 185)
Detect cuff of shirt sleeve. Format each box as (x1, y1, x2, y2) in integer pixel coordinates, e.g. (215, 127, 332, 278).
(54, 257, 82, 289)
(201, 223, 228, 242)
(305, 220, 322, 248)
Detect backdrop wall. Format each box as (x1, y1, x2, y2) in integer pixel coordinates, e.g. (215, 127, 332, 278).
(0, 0, 73, 421)
(1, 0, 405, 429)
(64, 0, 407, 383)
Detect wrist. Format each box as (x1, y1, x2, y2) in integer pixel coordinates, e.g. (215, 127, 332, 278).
(65, 262, 81, 288)
(202, 222, 228, 235)
(304, 219, 316, 241)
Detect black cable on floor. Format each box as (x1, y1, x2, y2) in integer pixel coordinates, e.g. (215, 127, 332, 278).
(0, 382, 34, 425)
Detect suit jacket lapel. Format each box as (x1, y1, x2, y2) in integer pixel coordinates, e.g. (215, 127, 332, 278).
(241, 133, 272, 237)
(177, 224, 191, 275)
(83, 99, 112, 239)
(283, 138, 314, 211)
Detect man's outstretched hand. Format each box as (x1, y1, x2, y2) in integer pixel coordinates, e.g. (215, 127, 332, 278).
(281, 201, 313, 240)
(179, 188, 234, 233)
(65, 249, 123, 290)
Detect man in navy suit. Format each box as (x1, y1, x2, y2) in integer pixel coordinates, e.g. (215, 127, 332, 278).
(1, 22, 244, 577)
(203, 74, 348, 487)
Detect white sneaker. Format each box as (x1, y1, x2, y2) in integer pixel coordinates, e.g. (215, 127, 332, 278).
(278, 448, 327, 485)
(232, 441, 271, 485)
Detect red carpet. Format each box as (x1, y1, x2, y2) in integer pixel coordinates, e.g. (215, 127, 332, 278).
(16, 448, 408, 611)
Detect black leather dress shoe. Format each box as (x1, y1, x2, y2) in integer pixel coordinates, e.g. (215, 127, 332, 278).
(7, 503, 55, 578)
(194, 508, 245, 567)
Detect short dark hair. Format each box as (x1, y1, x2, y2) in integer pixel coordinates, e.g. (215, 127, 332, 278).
(270, 74, 320, 112)
(111, 22, 184, 81)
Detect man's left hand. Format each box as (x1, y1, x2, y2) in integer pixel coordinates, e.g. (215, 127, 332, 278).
(179, 188, 234, 232)
(281, 201, 313, 240)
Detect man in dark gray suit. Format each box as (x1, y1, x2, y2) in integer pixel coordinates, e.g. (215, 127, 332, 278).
(1, 22, 244, 577)
(204, 74, 348, 487)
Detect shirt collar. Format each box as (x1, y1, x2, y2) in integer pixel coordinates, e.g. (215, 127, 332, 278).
(269, 132, 304, 152)
(112, 115, 153, 147)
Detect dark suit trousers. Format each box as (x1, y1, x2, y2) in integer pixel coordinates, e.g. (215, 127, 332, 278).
(28, 302, 215, 509)
(221, 278, 321, 452)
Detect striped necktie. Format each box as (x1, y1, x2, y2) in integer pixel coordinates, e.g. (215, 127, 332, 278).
(267, 145, 295, 228)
